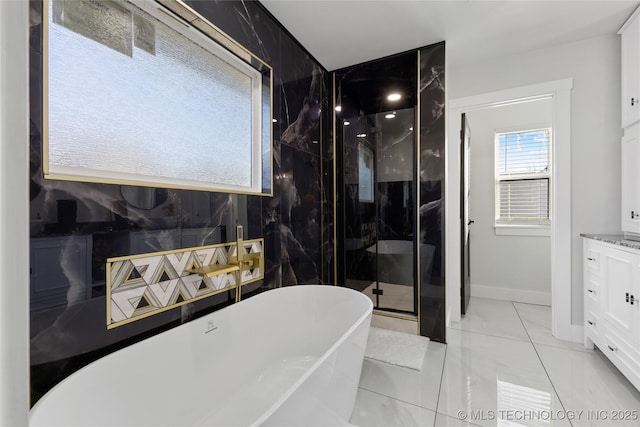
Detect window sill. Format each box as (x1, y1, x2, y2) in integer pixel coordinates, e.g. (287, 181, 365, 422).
(493, 224, 551, 237)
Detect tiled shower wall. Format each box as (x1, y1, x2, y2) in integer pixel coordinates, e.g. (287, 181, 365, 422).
(419, 43, 446, 341)
(29, 0, 332, 404)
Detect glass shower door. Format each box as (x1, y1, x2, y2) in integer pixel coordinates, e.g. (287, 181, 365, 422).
(374, 108, 416, 314)
(341, 108, 416, 315)
(342, 114, 378, 303)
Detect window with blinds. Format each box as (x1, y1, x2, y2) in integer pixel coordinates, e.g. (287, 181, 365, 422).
(495, 128, 551, 224)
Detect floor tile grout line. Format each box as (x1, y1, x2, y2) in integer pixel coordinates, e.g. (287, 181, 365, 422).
(513, 302, 593, 355)
(512, 300, 575, 427)
(356, 386, 438, 414)
(435, 411, 484, 427)
(448, 326, 531, 344)
(432, 343, 448, 426)
(532, 340, 594, 354)
(511, 301, 532, 344)
(356, 342, 448, 418)
(450, 301, 531, 343)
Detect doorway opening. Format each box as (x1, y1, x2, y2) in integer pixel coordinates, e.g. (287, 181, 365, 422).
(447, 78, 576, 342)
(460, 99, 554, 318)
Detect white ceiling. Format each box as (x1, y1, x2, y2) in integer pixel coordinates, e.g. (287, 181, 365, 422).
(260, 0, 640, 71)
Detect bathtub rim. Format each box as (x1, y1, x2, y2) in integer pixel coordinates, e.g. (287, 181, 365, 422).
(250, 285, 373, 426)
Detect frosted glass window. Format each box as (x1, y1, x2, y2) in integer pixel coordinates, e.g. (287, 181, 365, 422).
(44, 0, 272, 194)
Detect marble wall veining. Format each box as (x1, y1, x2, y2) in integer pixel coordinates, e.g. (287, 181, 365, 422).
(419, 42, 446, 342)
(29, 0, 330, 404)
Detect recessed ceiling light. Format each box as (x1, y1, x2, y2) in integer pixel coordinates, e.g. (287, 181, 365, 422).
(357, 133, 366, 138)
(385, 113, 396, 119)
(387, 93, 401, 101)
(409, 126, 414, 131)
(272, 118, 278, 123)
(335, 106, 342, 112)
(312, 140, 319, 144)
(344, 121, 350, 126)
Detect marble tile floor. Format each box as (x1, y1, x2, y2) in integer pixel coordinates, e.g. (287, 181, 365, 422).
(363, 281, 415, 313)
(351, 297, 640, 426)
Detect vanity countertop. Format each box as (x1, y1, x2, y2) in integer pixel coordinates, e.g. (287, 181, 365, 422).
(580, 233, 640, 251)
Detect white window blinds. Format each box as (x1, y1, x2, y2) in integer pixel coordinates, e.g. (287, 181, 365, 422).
(495, 128, 551, 223)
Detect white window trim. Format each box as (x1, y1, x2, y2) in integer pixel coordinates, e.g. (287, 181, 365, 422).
(493, 224, 551, 237)
(494, 123, 552, 228)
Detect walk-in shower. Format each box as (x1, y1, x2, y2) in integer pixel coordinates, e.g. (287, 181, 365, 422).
(333, 43, 446, 342)
(335, 51, 419, 317)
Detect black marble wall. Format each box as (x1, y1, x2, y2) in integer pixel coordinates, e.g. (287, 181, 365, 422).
(29, 0, 330, 404)
(419, 42, 446, 342)
(321, 72, 334, 285)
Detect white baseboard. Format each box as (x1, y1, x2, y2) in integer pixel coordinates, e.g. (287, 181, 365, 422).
(552, 321, 583, 344)
(569, 324, 584, 344)
(471, 284, 551, 306)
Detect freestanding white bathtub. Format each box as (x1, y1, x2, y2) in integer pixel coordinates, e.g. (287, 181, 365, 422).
(29, 285, 373, 427)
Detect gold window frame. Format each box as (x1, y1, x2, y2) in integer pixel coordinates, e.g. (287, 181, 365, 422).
(42, 0, 274, 196)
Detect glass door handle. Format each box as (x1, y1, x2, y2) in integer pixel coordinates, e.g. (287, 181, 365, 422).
(467, 220, 475, 226)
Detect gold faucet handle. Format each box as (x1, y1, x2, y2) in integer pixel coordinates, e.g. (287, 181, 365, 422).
(238, 252, 261, 270)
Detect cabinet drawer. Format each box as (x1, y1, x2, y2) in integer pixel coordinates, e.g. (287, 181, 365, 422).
(584, 276, 601, 305)
(584, 309, 601, 339)
(602, 325, 640, 391)
(584, 243, 602, 274)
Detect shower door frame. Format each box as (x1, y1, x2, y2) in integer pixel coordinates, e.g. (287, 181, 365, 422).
(334, 106, 419, 319)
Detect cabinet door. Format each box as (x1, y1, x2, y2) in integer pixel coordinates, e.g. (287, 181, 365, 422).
(602, 246, 640, 348)
(622, 125, 640, 233)
(622, 15, 640, 128)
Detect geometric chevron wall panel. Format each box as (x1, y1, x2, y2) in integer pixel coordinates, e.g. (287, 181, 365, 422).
(106, 239, 263, 329)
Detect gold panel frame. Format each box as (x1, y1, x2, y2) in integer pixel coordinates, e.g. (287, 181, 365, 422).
(42, 0, 274, 196)
(106, 238, 264, 329)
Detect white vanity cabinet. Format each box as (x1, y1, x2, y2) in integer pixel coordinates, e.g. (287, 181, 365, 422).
(583, 237, 640, 391)
(620, 10, 640, 128)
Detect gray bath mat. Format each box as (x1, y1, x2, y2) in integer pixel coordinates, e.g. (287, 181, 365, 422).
(365, 327, 429, 371)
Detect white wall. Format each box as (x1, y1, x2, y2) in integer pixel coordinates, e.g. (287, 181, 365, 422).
(0, 0, 30, 424)
(466, 99, 552, 304)
(450, 34, 622, 323)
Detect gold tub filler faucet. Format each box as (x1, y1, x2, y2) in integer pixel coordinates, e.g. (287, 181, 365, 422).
(186, 225, 261, 301)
